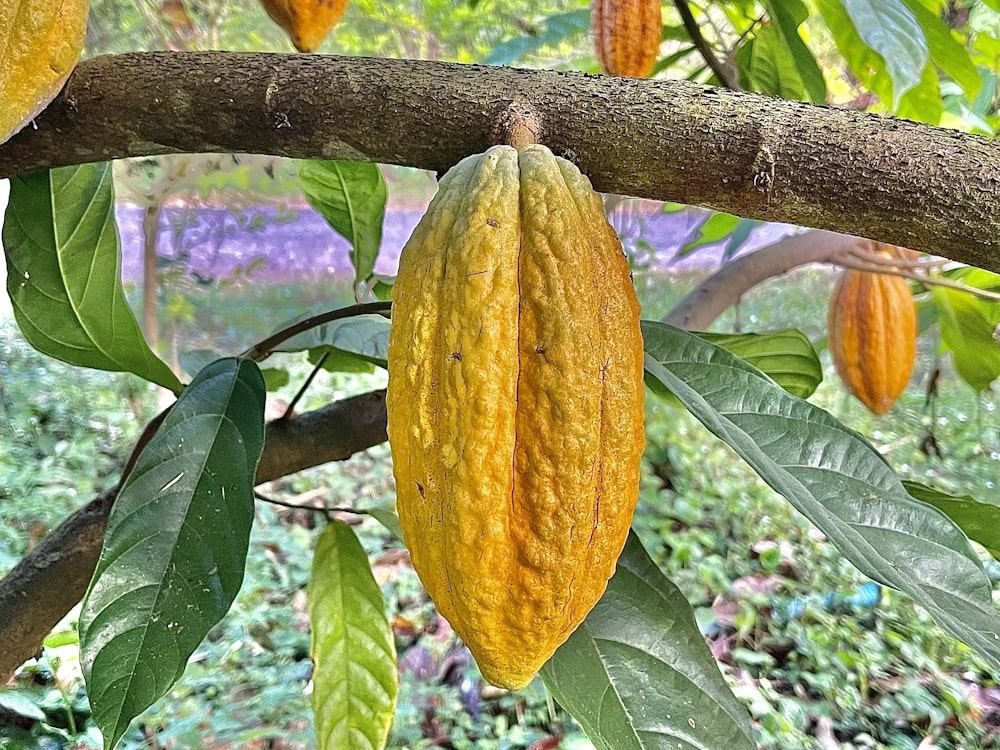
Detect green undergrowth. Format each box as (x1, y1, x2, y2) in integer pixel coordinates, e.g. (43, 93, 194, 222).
(2, 267, 1000, 749)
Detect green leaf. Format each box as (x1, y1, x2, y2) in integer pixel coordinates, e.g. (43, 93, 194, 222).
(760, 0, 827, 101)
(901, 0, 981, 98)
(904, 481, 1000, 560)
(838, 0, 929, 107)
(297, 161, 387, 289)
(641, 322, 1000, 673)
(678, 212, 760, 259)
(0, 690, 47, 721)
(309, 520, 397, 750)
(542, 533, 755, 750)
(484, 9, 590, 65)
(641, 323, 822, 400)
(931, 286, 1000, 392)
(2, 164, 182, 392)
(694, 328, 823, 399)
(79, 358, 266, 750)
(364, 506, 403, 542)
(276, 313, 390, 370)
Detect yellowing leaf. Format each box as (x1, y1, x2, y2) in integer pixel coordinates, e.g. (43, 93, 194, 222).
(0, 0, 89, 144)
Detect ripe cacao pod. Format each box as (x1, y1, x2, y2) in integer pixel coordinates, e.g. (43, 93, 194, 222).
(260, 0, 347, 53)
(827, 244, 917, 415)
(387, 144, 645, 689)
(0, 0, 88, 145)
(592, 0, 662, 78)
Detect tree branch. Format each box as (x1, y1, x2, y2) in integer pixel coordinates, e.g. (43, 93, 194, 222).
(672, 0, 742, 90)
(1, 52, 998, 270)
(0, 389, 388, 684)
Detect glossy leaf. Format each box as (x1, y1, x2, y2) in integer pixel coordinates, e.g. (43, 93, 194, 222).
(641, 322, 822, 400)
(931, 286, 1000, 392)
(309, 520, 397, 750)
(905, 481, 1000, 560)
(79, 358, 266, 750)
(297, 160, 387, 289)
(642, 323, 1000, 673)
(901, 0, 981, 98)
(542, 533, 755, 750)
(3, 165, 182, 392)
(839, 0, 928, 107)
(276, 313, 390, 370)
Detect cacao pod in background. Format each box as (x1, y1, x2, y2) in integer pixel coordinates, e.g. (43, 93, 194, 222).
(592, 0, 662, 78)
(259, 0, 347, 53)
(0, 0, 89, 145)
(827, 245, 917, 415)
(387, 144, 645, 689)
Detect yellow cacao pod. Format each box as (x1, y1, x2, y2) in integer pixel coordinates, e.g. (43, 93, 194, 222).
(387, 144, 645, 689)
(260, 0, 347, 53)
(592, 0, 662, 78)
(827, 246, 917, 415)
(0, 0, 88, 145)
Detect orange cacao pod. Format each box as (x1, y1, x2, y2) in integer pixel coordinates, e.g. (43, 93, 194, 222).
(260, 0, 347, 53)
(592, 0, 661, 78)
(387, 144, 645, 689)
(827, 248, 917, 415)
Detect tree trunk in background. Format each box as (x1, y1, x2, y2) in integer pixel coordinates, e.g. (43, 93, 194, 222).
(141, 199, 162, 351)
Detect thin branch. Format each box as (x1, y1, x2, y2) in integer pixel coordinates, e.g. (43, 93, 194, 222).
(672, 0, 742, 90)
(830, 254, 1000, 303)
(241, 301, 391, 362)
(283, 351, 329, 418)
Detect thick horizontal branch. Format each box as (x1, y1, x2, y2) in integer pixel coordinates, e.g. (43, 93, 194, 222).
(0, 389, 388, 684)
(1, 52, 998, 270)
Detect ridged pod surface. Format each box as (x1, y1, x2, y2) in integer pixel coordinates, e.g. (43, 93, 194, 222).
(592, 0, 662, 78)
(0, 0, 88, 145)
(387, 144, 645, 689)
(827, 244, 917, 415)
(259, 0, 347, 52)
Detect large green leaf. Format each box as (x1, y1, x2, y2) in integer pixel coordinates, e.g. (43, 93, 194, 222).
(641, 322, 1000, 673)
(905, 481, 1000, 560)
(3, 164, 182, 392)
(760, 0, 826, 101)
(309, 520, 397, 750)
(931, 286, 1000, 392)
(79, 358, 266, 750)
(297, 161, 387, 290)
(276, 312, 390, 370)
(641, 323, 823, 400)
(542, 533, 755, 750)
(839, 0, 928, 107)
(901, 0, 981, 98)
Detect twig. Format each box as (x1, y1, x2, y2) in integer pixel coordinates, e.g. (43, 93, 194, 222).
(283, 351, 329, 419)
(241, 301, 391, 362)
(672, 0, 742, 90)
(831, 254, 1000, 303)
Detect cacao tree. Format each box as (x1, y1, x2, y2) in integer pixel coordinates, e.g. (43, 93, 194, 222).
(2, 1, 1000, 748)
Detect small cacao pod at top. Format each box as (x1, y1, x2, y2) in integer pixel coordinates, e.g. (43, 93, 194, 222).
(387, 144, 645, 689)
(259, 0, 347, 53)
(827, 243, 917, 415)
(592, 0, 662, 78)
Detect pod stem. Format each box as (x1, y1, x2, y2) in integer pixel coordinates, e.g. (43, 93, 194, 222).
(490, 103, 542, 149)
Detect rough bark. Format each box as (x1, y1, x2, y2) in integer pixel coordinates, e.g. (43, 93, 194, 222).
(1, 52, 998, 270)
(0, 389, 387, 684)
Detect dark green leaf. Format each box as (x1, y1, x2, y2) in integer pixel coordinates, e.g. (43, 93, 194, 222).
(931, 286, 1000, 392)
(297, 161, 387, 289)
(79, 358, 266, 750)
(641, 323, 1000, 673)
(3, 164, 181, 392)
(309, 520, 397, 750)
(542, 533, 755, 750)
(905, 481, 1000, 560)
(838, 0, 928, 107)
